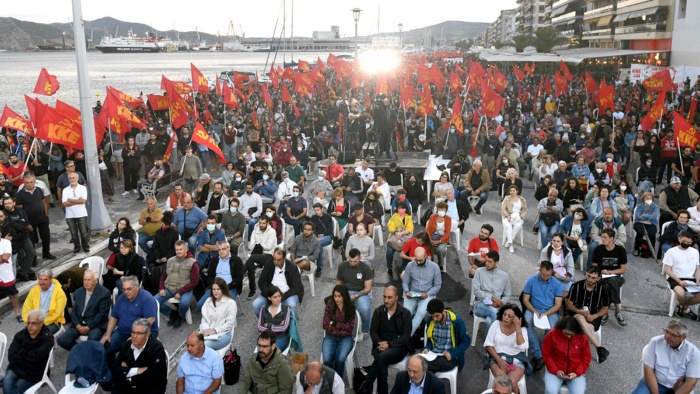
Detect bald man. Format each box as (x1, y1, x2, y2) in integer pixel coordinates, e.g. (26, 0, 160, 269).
(402, 247, 442, 335)
(390, 355, 445, 394)
(295, 361, 344, 394)
(176, 331, 224, 394)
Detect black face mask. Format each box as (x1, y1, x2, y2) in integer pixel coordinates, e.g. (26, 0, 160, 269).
(680, 242, 693, 249)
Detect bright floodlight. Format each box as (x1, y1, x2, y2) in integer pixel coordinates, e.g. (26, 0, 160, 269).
(359, 49, 401, 75)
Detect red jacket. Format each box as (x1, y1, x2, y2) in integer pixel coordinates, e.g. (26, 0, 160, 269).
(426, 214, 452, 244)
(541, 328, 591, 377)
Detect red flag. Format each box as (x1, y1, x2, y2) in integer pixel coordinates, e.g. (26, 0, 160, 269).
(416, 89, 435, 116)
(641, 95, 665, 131)
(316, 57, 326, 73)
(251, 110, 259, 129)
(270, 64, 279, 89)
(24, 95, 39, 125)
(674, 111, 700, 148)
(401, 84, 419, 109)
(527, 63, 536, 75)
(625, 98, 631, 114)
(262, 85, 273, 108)
(166, 85, 191, 129)
(472, 108, 480, 125)
(523, 63, 530, 75)
(450, 96, 463, 135)
(538, 76, 543, 95)
(192, 123, 226, 164)
(281, 84, 294, 104)
(109, 87, 144, 109)
(491, 67, 507, 93)
(428, 63, 446, 90)
(33, 68, 60, 96)
(688, 95, 697, 121)
(643, 69, 675, 92)
(449, 71, 462, 91)
(0, 106, 33, 135)
(215, 74, 222, 96)
(327, 53, 338, 69)
(584, 71, 599, 92)
(512, 66, 526, 82)
(232, 72, 249, 89)
(481, 87, 506, 118)
(104, 87, 147, 129)
(163, 135, 175, 163)
(375, 74, 389, 95)
(190, 63, 210, 94)
(471, 61, 486, 78)
(544, 76, 552, 95)
(560, 61, 573, 82)
(222, 83, 238, 110)
(37, 106, 84, 150)
(147, 94, 170, 111)
(161, 75, 192, 94)
(554, 72, 568, 96)
(596, 85, 616, 113)
(297, 59, 310, 72)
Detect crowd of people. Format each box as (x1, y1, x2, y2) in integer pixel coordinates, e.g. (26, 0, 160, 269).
(1, 51, 700, 393)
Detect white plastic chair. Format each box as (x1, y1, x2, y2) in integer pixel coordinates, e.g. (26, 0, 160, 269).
(298, 265, 316, 297)
(80, 256, 105, 285)
(323, 220, 338, 269)
(0, 332, 7, 366)
(487, 368, 527, 394)
(502, 222, 524, 247)
(659, 221, 671, 274)
(467, 195, 481, 210)
(214, 326, 236, 357)
(24, 348, 57, 394)
(166, 297, 193, 324)
(450, 223, 461, 251)
(344, 310, 363, 388)
(59, 371, 99, 394)
(470, 286, 486, 346)
(373, 354, 408, 393)
(373, 216, 385, 246)
(423, 326, 458, 394)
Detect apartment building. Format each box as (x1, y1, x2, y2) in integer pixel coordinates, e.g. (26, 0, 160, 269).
(547, 0, 587, 48)
(516, 0, 549, 35)
(670, 0, 699, 66)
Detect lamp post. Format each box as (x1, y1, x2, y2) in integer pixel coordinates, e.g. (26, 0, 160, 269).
(352, 8, 362, 59)
(398, 23, 403, 50)
(71, 0, 112, 234)
(62, 32, 66, 49)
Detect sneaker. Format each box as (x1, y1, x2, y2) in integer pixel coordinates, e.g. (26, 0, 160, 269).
(675, 304, 684, 318)
(469, 307, 474, 317)
(532, 357, 545, 371)
(247, 290, 256, 300)
(356, 332, 367, 342)
(509, 245, 514, 253)
(532, 227, 538, 234)
(633, 249, 640, 256)
(314, 268, 322, 279)
(132, 189, 138, 194)
(615, 313, 627, 326)
(686, 309, 700, 321)
(601, 313, 609, 326)
(16, 315, 22, 323)
(504, 242, 511, 248)
(121, 191, 130, 196)
(597, 347, 610, 363)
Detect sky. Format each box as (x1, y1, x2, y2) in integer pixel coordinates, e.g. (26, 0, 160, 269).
(5, 0, 517, 38)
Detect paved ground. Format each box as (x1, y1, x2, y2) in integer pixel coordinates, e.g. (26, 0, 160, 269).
(0, 160, 696, 394)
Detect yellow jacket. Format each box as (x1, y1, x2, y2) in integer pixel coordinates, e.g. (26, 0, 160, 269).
(387, 213, 414, 235)
(22, 278, 67, 326)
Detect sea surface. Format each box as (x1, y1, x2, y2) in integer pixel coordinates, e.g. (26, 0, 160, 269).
(0, 51, 344, 114)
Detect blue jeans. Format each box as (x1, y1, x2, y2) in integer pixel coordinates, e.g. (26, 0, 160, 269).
(587, 241, 599, 270)
(197, 288, 238, 310)
(252, 295, 299, 318)
(403, 296, 434, 335)
(539, 220, 560, 248)
(386, 246, 397, 270)
(632, 377, 674, 394)
(322, 334, 354, 377)
(544, 371, 586, 394)
(524, 309, 559, 359)
(348, 290, 371, 333)
(185, 232, 198, 256)
(205, 330, 233, 351)
(474, 301, 499, 330)
(317, 235, 331, 269)
(154, 289, 193, 320)
(105, 329, 131, 364)
(247, 218, 260, 241)
(196, 251, 218, 269)
(458, 190, 487, 210)
(276, 335, 290, 352)
(138, 233, 154, 257)
(3, 369, 38, 394)
(222, 142, 236, 163)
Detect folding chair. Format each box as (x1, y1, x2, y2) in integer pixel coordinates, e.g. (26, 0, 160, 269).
(80, 256, 105, 285)
(423, 326, 458, 394)
(140, 181, 157, 201)
(24, 348, 57, 394)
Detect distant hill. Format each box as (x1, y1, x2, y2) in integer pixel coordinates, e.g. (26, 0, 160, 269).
(0, 17, 71, 51)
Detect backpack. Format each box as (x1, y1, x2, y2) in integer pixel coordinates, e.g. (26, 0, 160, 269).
(640, 239, 652, 259)
(420, 208, 433, 227)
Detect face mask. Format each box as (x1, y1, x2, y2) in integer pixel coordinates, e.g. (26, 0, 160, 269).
(596, 168, 603, 173)
(437, 211, 446, 218)
(645, 199, 653, 205)
(318, 176, 324, 182)
(574, 214, 583, 220)
(681, 242, 693, 249)
(503, 160, 508, 164)
(292, 191, 299, 198)
(607, 158, 613, 163)
(283, 148, 288, 152)
(399, 196, 406, 202)
(235, 177, 242, 182)
(450, 128, 455, 133)
(398, 208, 406, 214)
(262, 175, 269, 180)
(161, 225, 168, 230)
(230, 207, 238, 213)
(620, 185, 627, 191)
(552, 245, 562, 250)
(646, 161, 652, 166)
(206, 224, 216, 232)
(266, 212, 273, 218)
(409, 180, 416, 184)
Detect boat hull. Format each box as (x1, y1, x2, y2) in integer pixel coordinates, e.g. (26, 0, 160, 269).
(95, 46, 161, 53)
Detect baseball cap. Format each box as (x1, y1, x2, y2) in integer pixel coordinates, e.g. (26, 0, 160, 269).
(670, 176, 682, 184)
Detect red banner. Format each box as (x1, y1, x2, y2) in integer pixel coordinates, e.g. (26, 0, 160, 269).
(585, 71, 599, 92)
(190, 63, 210, 94)
(643, 69, 674, 92)
(554, 72, 568, 97)
(596, 85, 616, 113)
(192, 122, 225, 164)
(560, 61, 573, 82)
(163, 134, 175, 163)
(297, 59, 310, 72)
(33, 68, 60, 96)
(512, 66, 526, 82)
(222, 83, 238, 110)
(0, 105, 33, 135)
(147, 94, 170, 111)
(450, 96, 463, 135)
(674, 111, 700, 148)
(481, 87, 506, 119)
(167, 85, 191, 129)
(449, 71, 462, 91)
(161, 75, 192, 94)
(640, 95, 665, 131)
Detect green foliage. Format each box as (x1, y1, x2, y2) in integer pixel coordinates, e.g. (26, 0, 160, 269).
(510, 34, 533, 52)
(531, 27, 568, 53)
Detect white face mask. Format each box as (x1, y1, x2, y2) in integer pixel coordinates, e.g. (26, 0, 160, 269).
(502, 160, 508, 164)
(645, 199, 653, 205)
(607, 158, 613, 163)
(235, 177, 242, 182)
(230, 207, 238, 213)
(262, 175, 269, 180)
(266, 212, 273, 218)
(292, 191, 299, 198)
(574, 214, 582, 220)
(552, 245, 562, 250)
(318, 176, 324, 182)
(437, 211, 446, 218)
(206, 224, 216, 232)
(596, 168, 603, 173)
(620, 185, 627, 191)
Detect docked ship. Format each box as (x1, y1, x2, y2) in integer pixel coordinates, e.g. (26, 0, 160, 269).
(95, 30, 163, 53)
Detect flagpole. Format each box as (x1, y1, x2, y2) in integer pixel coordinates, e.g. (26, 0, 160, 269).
(677, 137, 683, 175)
(23, 138, 37, 168)
(72, 0, 111, 233)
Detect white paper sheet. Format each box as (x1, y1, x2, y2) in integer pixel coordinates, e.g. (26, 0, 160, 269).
(534, 314, 551, 330)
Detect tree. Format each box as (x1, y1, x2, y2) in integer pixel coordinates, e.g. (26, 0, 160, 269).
(510, 34, 533, 52)
(492, 41, 506, 49)
(530, 27, 568, 53)
(455, 39, 473, 51)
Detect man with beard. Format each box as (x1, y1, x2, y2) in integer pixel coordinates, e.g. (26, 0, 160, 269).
(5, 153, 27, 188)
(2, 197, 36, 280)
(239, 329, 293, 393)
(16, 172, 56, 260)
(466, 224, 499, 279)
(143, 133, 164, 164)
(0, 174, 15, 198)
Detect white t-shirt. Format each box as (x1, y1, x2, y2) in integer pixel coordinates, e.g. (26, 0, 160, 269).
(271, 263, 290, 294)
(62, 184, 88, 218)
(483, 321, 529, 356)
(0, 238, 14, 284)
(663, 246, 700, 279)
(527, 144, 544, 158)
(356, 167, 375, 184)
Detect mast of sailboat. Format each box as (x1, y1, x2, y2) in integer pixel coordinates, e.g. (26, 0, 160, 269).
(282, 0, 286, 63)
(291, 0, 294, 62)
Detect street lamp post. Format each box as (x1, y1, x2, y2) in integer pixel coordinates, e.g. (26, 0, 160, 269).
(62, 32, 66, 49)
(398, 23, 403, 50)
(71, 0, 112, 234)
(352, 8, 362, 60)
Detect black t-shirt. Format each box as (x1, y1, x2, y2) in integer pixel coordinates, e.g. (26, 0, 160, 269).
(592, 244, 627, 271)
(15, 187, 47, 224)
(385, 169, 404, 186)
(567, 280, 610, 315)
(336, 261, 372, 292)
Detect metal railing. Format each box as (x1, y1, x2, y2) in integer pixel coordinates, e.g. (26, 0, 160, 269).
(584, 4, 614, 17)
(582, 28, 613, 36)
(615, 22, 667, 34)
(552, 10, 578, 23)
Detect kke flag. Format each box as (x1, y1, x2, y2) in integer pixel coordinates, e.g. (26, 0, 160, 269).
(449, 71, 462, 91)
(643, 69, 675, 92)
(37, 105, 84, 150)
(482, 87, 506, 118)
(222, 83, 238, 109)
(0, 106, 33, 135)
(167, 85, 191, 129)
(554, 72, 568, 97)
(33, 68, 60, 96)
(297, 59, 310, 72)
(192, 123, 225, 164)
(674, 111, 700, 148)
(163, 135, 175, 163)
(560, 61, 573, 82)
(161, 75, 192, 95)
(512, 66, 526, 82)
(190, 63, 210, 94)
(450, 95, 463, 135)
(585, 71, 599, 92)
(596, 85, 616, 113)
(147, 94, 170, 111)
(640, 95, 665, 131)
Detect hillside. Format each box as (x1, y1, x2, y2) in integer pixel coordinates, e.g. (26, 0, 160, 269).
(0, 17, 72, 51)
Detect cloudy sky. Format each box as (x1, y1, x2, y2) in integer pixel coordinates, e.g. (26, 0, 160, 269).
(6, 0, 517, 37)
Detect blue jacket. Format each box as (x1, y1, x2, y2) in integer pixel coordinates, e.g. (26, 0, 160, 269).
(65, 341, 112, 385)
(425, 308, 471, 372)
(196, 228, 226, 264)
(254, 179, 277, 201)
(634, 202, 660, 225)
(560, 214, 590, 240)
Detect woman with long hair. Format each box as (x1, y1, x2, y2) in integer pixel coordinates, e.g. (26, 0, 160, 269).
(561, 177, 585, 215)
(346, 223, 375, 263)
(541, 317, 591, 394)
(501, 185, 528, 254)
(484, 304, 531, 394)
(103, 239, 144, 294)
(257, 285, 291, 351)
(540, 233, 575, 297)
(588, 184, 618, 220)
(385, 202, 414, 274)
(611, 180, 636, 225)
(329, 187, 350, 232)
(363, 191, 384, 226)
(321, 285, 356, 377)
(264, 205, 285, 243)
(560, 207, 589, 263)
(199, 277, 237, 350)
(108, 217, 136, 254)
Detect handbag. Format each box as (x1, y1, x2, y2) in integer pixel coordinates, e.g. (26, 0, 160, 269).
(387, 229, 410, 251)
(353, 366, 370, 391)
(222, 349, 241, 385)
